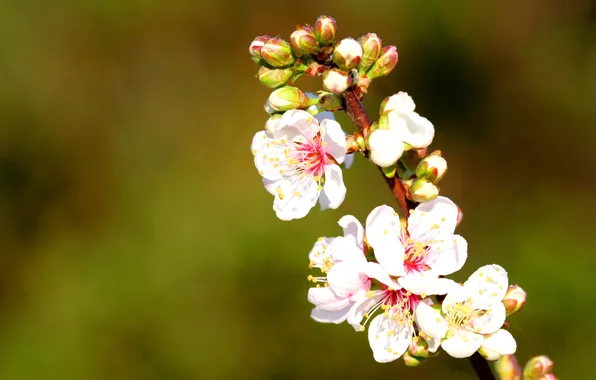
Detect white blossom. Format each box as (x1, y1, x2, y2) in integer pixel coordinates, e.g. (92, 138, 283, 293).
(251, 110, 347, 220)
(381, 92, 434, 149)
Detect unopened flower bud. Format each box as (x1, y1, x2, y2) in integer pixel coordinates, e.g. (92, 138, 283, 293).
(536, 375, 557, 380)
(358, 33, 382, 72)
(290, 25, 318, 56)
(314, 15, 337, 45)
(368, 128, 404, 167)
(320, 93, 343, 111)
(408, 337, 434, 358)
(366, 45, 398, 80)
(416, 153, 448, 184)
(409, 178, 439, 203)
(495, 354, 522, 380)
(502, 285, 527, 316)
(524, 356, 554, 379)
(268, 86, 307, 112)
(332, 38, 363, 70)
(260, 37, 295, 68)
(257, 67, 293, 88)
(322, 68, 352, 94)
(403, 352, 426, 367)
(249, 35, 271, 64)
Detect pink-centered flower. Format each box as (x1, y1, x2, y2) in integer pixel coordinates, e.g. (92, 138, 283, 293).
(251, 110, 347, 220)
(365, 196, 468, 296)
(307, 215, 371, 324)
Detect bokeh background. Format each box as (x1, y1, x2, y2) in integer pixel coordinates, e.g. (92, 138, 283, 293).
(1, 1, 595, 379)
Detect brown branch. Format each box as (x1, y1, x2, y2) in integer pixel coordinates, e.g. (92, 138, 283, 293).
(342, 87, 496, 380)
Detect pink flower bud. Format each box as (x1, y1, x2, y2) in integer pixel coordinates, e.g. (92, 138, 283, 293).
(503, 285, 527, 316)
(366, 45, 398, 80)
(332, 38, 363, 70)
(249, 35, 271, 64)
(260, 37, 295, 68)
(416, 152, 448, 184)
(524, 356, 554, 379)
(358, 33, 382, 72)
(290, 25, 318, 56)
(494, 354, 522, 380)
(322, 68, 352, 94)
(314, 15, 337, 45)
(257, 66, 293, 88)
(403, 352, 426, 367)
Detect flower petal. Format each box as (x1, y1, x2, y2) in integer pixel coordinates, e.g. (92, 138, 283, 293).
(399, 272, 457, 296)
(308, 236, 336, 269)
(472, 301, 506, 335)
(399, 111, 434, 149)
(329, 236, 366, 265)
(383, 92, 416, 114)
(319, 164, 346, 210)
(431, 235, 468, 276)
(252, 131, 283, 181)
(442, 284, 471, 313)
(347, 290, 385, 330)
(273, 177, 319, 221)
(465, 264, 509, 309)
(307, 287, 349, 311)
(365, 205, 406, 276)
(327, 262, 368, 298)
(368, 128, 405, 167)
(343, 153, 355, 169)
(321, 119, 346, 164)
(338, 215, 364, 249)
(364, 262, 400, 289)
(408, 196, 459, 240)
(277, 109, 318, 140)
(310, 304, 352, 324)
(441, 330, 484, 359)
(368, 315, 414, 363)
(415, 302, 449, 339)
(479, 329, 517, 361)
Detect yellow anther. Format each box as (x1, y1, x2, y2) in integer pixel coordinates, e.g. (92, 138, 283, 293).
(366, 291, 375, 298)
(486, 276, 493, 282)
(478, 289, 484, 295)
(359, 325, 365, 331)
(294, 191, 301, 197)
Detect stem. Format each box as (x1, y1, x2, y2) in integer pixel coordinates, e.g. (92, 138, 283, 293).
(342, 87, 496, 380)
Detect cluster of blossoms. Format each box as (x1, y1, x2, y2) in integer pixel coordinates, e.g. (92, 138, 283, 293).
(248, 15, 556, 379)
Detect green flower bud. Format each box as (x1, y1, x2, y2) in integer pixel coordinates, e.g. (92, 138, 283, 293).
(494, 354, 522, 380)
(249, 35, 271, 64)
(403, 352, 426, 367)
(318, 92, 343, 111)
(502, 285, 526, 316)
(332, 38, 363, 70)
(260, 37, 295, 68)
(524, 356, 554, 379)
(267, 86, 307, 111)
(358, 33, 382, 72)
(257, 66, 293, 88)
(290, 25, 318, 56)
(408, 337, 435, 358)
(367, 45, 398, 80)
(416, 152, 448, 184)
(409, 178, 439, 203)
(314, 15, 337, 45)
(322, 68, 352, 94)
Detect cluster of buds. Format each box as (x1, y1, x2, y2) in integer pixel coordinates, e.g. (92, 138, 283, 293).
(249, 16, 398, 100)
(248, 14, 555, 376)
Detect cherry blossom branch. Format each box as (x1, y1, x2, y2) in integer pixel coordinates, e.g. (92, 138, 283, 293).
(342, 87, 496, 380)
(342, 88, 413, 218)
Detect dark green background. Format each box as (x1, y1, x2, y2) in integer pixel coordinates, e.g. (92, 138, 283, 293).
(1, 1, 594, 379)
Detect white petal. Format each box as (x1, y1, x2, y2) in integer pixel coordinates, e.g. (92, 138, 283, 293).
(343, 153, 355, 169)
(472, 301, 506, 335)
(319, 164, 346, 210)
(399, 111, 435, 149)
(382, 92, 416, 114)
(252, 131, 283, 181)
(479, 329, 517, 361)
(363, 262, 400, 289)
(368, 315, 414, 363)
(320, 119, 346, 164)
(399, 272, 457, 296)
(273, 178, 319, 221)
(327, 262, 368, 298)
(415, 302, 449, 339)
(423, 335, 441, 353)
(431, 235, 468, 276)
(329, 236, 366, 265)
(307, 287, 349, 311)
(441, 329, 484, 359)
(465, 264, 509, 309)
(338, 215, 364, 249)
(408, 196, 459, 240)
(368, 128, 404, 167)
(277, 109, 318, 140)
(365, 205, 406, 276)
(310, 304, 352, 324)
(347, 290, 385, 330)
(442, 284, 471, 313)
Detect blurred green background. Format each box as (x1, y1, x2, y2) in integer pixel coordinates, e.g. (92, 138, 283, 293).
(1, 0, 595, 379)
